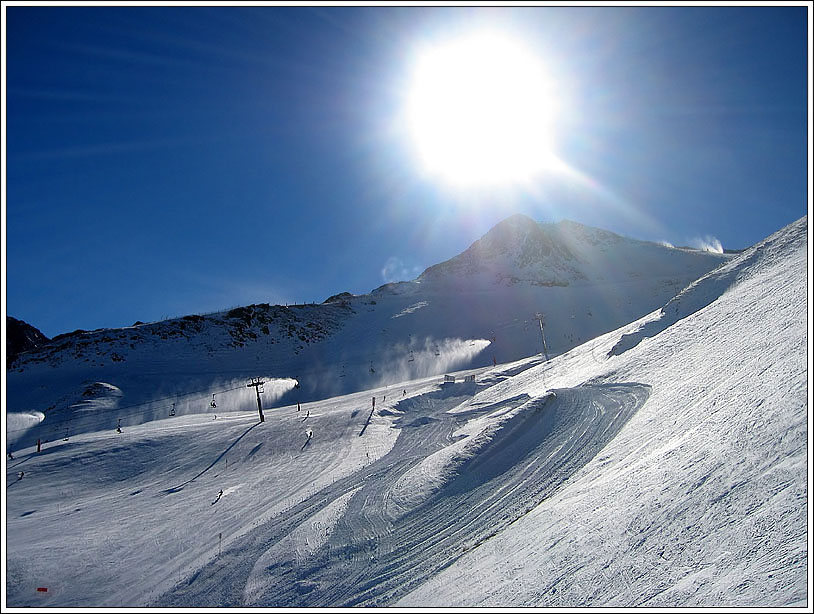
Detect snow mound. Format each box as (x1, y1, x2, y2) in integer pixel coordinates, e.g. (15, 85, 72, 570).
(386, 392, 548, 518)
(387, 383, 650, 520)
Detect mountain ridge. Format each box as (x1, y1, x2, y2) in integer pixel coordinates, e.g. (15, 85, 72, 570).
(6, 316, 50, 365)
(419, 214, 725, 288)
(7, 214, 731, 442)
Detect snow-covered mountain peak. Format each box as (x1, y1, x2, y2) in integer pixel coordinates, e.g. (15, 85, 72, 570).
(419, 215, 727, 288)
(419, 214, 575, 286)
(548, 218, 626, 246)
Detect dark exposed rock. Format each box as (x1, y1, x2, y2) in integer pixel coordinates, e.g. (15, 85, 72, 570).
(6, 317, 50, 366)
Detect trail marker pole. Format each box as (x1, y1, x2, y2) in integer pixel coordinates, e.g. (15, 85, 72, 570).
(535, 313, 550, 361)
(247, 378, 265, 422)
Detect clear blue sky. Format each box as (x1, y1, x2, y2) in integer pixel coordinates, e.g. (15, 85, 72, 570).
(4, 4, 809, 338)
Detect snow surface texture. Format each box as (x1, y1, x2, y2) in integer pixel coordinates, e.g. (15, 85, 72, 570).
(399, 216, 809, 608)
(4, 217, 806, 607)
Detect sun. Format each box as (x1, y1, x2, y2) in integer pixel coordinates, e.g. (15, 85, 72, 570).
(406, 31, 561, 188)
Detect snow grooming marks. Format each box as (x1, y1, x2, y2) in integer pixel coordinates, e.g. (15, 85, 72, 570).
(386, 392, 543, 519)
(155, 381, 649, 607)
(243, 488, 360, 605)
(335, 383, 652, 607)
(284, 382, 649, 607)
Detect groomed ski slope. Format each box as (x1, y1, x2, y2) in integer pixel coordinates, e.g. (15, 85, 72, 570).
(4, 216, 807, 608)
(399, 215, 809, 608)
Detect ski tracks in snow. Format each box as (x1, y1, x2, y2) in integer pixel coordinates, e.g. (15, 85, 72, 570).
(154, 380, 649, 607)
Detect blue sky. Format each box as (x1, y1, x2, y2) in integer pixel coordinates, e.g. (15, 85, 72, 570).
(4, 4, 809, 338)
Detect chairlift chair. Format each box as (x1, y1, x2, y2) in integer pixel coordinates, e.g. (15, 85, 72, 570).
(170, 402, 176, 417)
(210, 394, 217, 409)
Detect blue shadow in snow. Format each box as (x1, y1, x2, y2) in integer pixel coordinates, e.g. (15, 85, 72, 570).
(161, 422, 261, 494)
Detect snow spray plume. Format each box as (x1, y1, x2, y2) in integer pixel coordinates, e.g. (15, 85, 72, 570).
(185, 377, 298, 416)
(274, 340, 489, 405)
(8, 376, 299, 450)
(13, 381, 125, 448)
(6, 412, 46, 447)
(370, 337, 491, 389)
(690, 235, 723, 254)
(123, 376, 297, 424)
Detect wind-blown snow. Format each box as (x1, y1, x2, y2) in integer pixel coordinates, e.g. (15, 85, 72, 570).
(690, 234, 724, 254)
(4, 216, 806, 608)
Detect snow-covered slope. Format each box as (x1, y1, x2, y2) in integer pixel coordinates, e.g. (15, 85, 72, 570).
(6, 216, 727, 451)
(4, 216, 806, 608)
(398, 215, 809, 608)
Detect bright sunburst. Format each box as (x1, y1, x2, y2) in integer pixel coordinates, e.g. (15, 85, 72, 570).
(406, 31, 561, 188)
